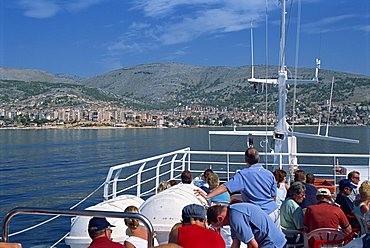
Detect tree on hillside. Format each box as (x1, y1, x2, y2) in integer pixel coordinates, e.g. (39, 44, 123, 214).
(222, 117, 233, 126)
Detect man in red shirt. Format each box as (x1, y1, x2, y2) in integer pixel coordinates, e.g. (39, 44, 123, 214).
(88, 217, 125, 248)
(304, 188, 352, 233)
(168, 204, 225, 248)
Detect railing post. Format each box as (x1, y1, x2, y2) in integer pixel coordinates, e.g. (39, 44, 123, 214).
(170, 154, 178, 179)
(227, 154, 230, 180)
(137, 162, 146, 196)
(112, 169, 122, 199)
(155, 158, 164, 193)
(187, 152, 191, 170)
(333, 156, 337, 186)
(181, 153, 185, 171)
(103, 168, 115, 200)
(279, 154, 283, 170)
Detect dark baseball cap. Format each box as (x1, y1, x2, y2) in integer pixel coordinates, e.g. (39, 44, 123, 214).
(88, 217, 115, 232)
(182, 204, 206, 221)
(339, 179, 356, 191)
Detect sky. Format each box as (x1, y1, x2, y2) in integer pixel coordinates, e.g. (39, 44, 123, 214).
(0, 0, 369, 77)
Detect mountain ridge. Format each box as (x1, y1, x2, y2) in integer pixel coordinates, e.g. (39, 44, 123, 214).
(1, 63, 370, 111)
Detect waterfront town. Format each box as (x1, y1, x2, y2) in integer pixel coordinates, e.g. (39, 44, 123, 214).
(1, 100, 369, 128)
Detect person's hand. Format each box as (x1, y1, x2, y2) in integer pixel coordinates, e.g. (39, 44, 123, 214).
(194, 189, 207, 199)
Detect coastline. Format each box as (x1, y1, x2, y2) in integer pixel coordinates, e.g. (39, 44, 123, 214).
(0, 124, 365, 130)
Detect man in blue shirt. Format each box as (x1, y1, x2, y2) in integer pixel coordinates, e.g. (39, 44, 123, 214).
(207, 203, 286, 248)
(195, 148, 279, 226)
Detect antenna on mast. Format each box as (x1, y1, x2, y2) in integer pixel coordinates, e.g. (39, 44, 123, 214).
(250, 21, 255, 79)
(313, 58, 320, 81)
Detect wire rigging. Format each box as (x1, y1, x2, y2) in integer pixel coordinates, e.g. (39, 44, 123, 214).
(264, 0, 269, 167)
(292, 0, 301, 132)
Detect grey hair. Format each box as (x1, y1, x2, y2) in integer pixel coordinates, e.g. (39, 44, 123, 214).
(287, 181, 306, 197)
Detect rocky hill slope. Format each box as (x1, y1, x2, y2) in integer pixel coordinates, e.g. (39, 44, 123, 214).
(1, 63, 369, 111)
(81, 63, 370, 109)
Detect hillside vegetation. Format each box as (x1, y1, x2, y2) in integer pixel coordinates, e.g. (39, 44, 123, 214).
(1, 63, 369, 111)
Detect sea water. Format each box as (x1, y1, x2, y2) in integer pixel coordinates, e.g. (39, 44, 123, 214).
(0, 126, 369, 247)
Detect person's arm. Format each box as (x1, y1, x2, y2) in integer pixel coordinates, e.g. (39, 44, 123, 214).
(230, 239, 241, 248)
(360, 200, 370, 214)
(168, 224, 180, 244)
(342, 224, 352, 235)
(284, 183, 289, 191)
(303, 207, 310, 232)
(338, 208, 352, 234)
(293, 207, 305, 230)
(247, 239, 258, 248)
(124, 241, 136, 248)
(194, 184, 228, 200)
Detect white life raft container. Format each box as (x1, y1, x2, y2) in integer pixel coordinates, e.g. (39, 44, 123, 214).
(140, 183, 207, 244)
(65, 195, 144, 248)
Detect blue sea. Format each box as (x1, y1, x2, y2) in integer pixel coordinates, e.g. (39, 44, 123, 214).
(0, 126, 369, 247)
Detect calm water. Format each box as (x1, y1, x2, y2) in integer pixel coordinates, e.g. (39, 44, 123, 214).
(0, 126, 369, 247)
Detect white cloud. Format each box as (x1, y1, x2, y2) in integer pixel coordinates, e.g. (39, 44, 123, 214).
(302, 15, 356, 34)
(19, 0, 60, 18)
(99, 54, 123, 72)
(131, 0, 267, 45)
(17, 0, 105, 18)
(355, 25, 370, 32)
(129, 22, 152, 31)
(107, 40, 145, 53)
(104, 0, 272, 63)
(132, 0, 221, 18)
(66, 0, 106, 12)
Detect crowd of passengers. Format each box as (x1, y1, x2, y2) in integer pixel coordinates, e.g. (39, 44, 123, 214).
(86, 148, 370, 248)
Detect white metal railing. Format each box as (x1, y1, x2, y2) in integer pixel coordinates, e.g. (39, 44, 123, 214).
(103, 148, 370, 200)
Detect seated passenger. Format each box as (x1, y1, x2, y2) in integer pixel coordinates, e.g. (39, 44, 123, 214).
(354, 180, 370, 233)
(348, 170, 361, 201)
(207, 173, 230, 204)
(193, 168, 214, 193)
(199, 169, 214, 193)
(124, 206, 158, 248)
(304, 188, 352, 233)
(273, 169, 289, 209)
(168, 204, 225, 248)
(280, 182, 305, 244)
(294, 170, 317, 208)
(157, 181, 171, 193)
(180, 170, 192, 184)
(335, 179, 360, 229)
(88, 217, 124, 248)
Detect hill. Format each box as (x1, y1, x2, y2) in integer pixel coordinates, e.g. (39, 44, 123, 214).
(81, 63, 370, 110)
(0, 79, 123, 110)
(1, 63, 370, 111)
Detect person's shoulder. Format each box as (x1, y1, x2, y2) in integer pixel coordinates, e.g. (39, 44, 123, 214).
(305, 204, 316, 211)
(305, 183, 317, 191)
(115, 242, 125, 248)
(204, 227, 225, 241)
(111, 240, 125, 248)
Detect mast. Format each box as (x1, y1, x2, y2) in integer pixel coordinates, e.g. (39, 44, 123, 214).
(274, 0, 289, 166)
